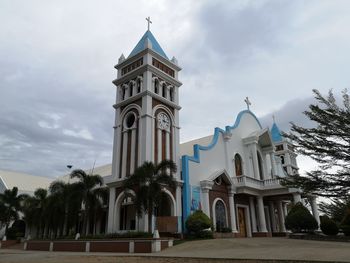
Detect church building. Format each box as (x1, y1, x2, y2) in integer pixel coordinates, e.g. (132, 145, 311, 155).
(104, 22, 320, 237)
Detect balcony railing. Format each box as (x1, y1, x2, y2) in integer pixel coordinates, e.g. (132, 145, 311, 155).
(232, 175, 282, 190)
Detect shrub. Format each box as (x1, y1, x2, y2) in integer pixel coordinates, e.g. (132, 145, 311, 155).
(196, 230, 213, 239)
(285, 202, 318, 233)
(320, 216, 339, 236)
(185, 210, 212, 236)
(6, 220, 25, 240)
(340, 209, 350, 236)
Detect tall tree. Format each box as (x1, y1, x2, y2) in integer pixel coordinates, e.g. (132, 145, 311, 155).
(123, 160, 177, 233)
(319, 197, 350, 224)
(283, 89, 350, 198)
(49, 181, 81, 236)
(22, 188, 49, 238)
(70, 169, 105, 235)
(0, 187, 27, 237)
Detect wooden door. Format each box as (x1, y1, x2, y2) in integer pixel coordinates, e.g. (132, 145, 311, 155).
(238, 207, 247, 237)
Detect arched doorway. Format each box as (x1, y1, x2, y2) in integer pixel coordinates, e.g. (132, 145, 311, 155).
(119, 196, 136, 230)
(155, 190, 177, 233)
(156, 192, 172, 217)
(214, 199, 227, 232)
(114, 191, 137, 232)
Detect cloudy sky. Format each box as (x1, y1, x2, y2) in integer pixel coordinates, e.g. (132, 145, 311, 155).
(1, 0, 349, 178)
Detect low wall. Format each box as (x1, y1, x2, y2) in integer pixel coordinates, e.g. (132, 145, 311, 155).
(289, 233, 350, 242)
(24, 238, 174, 253)
(214, 232, 240, 238)
(272, 232, 287, 237)
(0, 240, 19, 248)
(252, 232, 272, 237)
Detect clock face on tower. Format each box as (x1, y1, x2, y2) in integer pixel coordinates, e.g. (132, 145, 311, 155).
(157, 112, 170, 130)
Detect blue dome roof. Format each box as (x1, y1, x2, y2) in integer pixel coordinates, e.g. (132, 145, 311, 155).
(128, 30, 168, 59)
(271, 122, 283, 143)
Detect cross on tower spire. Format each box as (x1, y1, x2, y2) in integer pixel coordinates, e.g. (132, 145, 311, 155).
(146, 16, 152, 31)
(244, 97, 251, 110)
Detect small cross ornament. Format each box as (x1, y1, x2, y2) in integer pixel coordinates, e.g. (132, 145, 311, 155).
(244, 97, 251, 110)
(146, 16, 152, 31)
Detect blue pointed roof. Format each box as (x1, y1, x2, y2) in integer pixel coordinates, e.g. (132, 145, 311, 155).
(128, 30, 168, 59)
(271, 122, 283, 143)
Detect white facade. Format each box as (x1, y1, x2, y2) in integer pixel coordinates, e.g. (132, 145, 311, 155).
(103, 28, 322, 236)
(181, 110, 307, 236)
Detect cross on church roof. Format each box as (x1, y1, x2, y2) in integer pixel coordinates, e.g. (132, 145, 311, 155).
(146, 16, 152, 31)
(244, 97, 251, 110)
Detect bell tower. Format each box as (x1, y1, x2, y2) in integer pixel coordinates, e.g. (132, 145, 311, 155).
(111, 27, 182, 180)
(105, 22, 182, 233)
(107, 21, 182, 233)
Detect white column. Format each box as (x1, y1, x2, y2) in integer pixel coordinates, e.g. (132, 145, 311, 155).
(107, 187, 116, 233)
(277, 201, 286, 232)
(159, 82, 163, 97)
(201, 189, 210, 217)
(140, 72, 153, 163)
(309, 196, 321, 228)
(173, 109, 180, 180)
(257, 196, 267, 232)
(176, 185, 182, 233)
(251, 144, 260, 180)
(165, 86, 170, 100)
(228, 189, 238, 233)
(223, 133, 233, 176)
(111, 108, 121, 179)
(285, 152, 293, 174)
(270, 153, 277, 177)
(249, 197, 257, 232)
(121, 131, 128, 178)
(157, 129, 162, 163)
(130, 129, 136, 175)
(283, 202, 288, 217)
(137, 117, 142, 166)
(124, 86, 129, 99)
(165, 131, 170, 160)
(269, 201, 277, 232)
(293, 193, 302, 204)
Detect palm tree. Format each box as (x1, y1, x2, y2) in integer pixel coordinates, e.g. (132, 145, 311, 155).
(123, 160, 177, 234)
(0, 187, 27, 239)
(22, 188, 48, 238)
(49, 181, 81, 236)
(70, 169, 105, 235)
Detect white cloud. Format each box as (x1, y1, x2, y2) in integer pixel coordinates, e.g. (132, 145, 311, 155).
(62, 129, 93, 141)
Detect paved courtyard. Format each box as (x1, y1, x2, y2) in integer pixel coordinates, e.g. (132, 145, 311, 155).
(0, 237, 349, 263)
(160, 237, 350, 262)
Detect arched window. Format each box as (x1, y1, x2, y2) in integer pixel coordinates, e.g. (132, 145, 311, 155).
(215, 200, 227, 231)
(129, 82, 133, 97)
(257, 151, 264, 180)
(162, 83, 167, 98)
(122, 87, 126, 100)
(137, 78, 141, 93)
(169, 87, 174, 101)
(280, 155, 285, 164)
(154, 79, 159, 94)
(235, 154, 243, 176)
